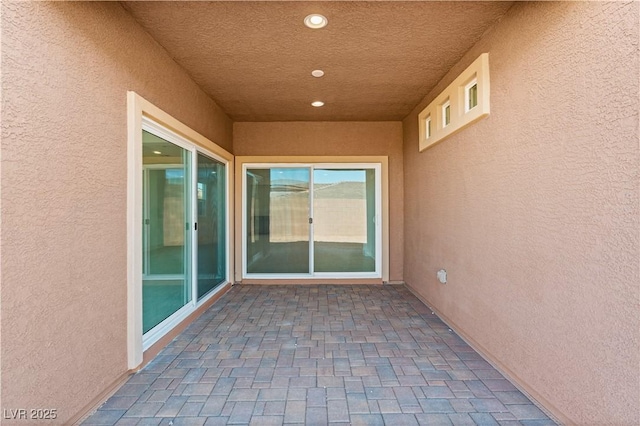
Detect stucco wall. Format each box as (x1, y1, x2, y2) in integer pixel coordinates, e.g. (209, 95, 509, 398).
(234, 122, 404, 282)
(1, 2, 232, 423)
(403, 2, 639, 424)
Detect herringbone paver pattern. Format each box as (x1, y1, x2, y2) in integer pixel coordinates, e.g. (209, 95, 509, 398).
(83, 285, 555, 425)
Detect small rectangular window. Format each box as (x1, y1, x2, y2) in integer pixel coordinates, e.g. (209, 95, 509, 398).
(425, 116, 431, 139)
(442, 100, 451, 127)
(465, 78, 478, 112)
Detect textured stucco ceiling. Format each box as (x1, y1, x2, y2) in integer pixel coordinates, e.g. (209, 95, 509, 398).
(123, 1, 513, 121)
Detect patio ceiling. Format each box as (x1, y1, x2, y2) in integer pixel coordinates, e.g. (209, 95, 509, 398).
(122, 1, 513, 122)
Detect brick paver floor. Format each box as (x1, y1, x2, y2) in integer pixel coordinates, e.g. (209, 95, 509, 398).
(83, 285, 556, 425)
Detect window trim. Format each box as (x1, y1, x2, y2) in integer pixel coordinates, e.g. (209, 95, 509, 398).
(418, 53, 490, 151)
(465, 78, 478, 113)
(442, 99, 451, 128)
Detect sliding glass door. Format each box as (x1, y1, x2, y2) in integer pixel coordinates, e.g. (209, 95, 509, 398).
(243, 164, 381, 278)
(142, 121, 228, 346)
(313, 168, 377, 273)
(142, 131, 192, 333)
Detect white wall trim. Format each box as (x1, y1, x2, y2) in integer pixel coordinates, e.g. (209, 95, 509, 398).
(126, 92, 144, 370)
(418, 53, 490, 151)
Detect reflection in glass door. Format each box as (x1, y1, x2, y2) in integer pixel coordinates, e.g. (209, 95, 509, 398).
(246, 168, 310, 274)
(313, 168, 376, 273)
(142, 130, 191, 334)
(196, 153, 226, 299)
(243, 164, 380, 278)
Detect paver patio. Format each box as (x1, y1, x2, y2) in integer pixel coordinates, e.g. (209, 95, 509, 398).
(83, 285, 555, 425)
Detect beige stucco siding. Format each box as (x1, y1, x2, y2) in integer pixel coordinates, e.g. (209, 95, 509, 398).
(402, 2, 639, 424)
(0, 2, 232, 423)
(1, 0, 638, 424)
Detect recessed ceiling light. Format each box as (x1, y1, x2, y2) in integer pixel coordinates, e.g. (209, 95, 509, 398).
(304, 14, 328, 29)
(311, 69, 325, 78)
(311, 101, 325, 107)
(153, 150, 162, 155)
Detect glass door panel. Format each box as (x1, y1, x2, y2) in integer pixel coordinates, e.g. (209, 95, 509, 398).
(142, 130, 192, 334)
(313, 168, 376, 273)
(197, 153, 226, 299)
(246, 168, 310, 274)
